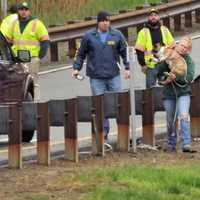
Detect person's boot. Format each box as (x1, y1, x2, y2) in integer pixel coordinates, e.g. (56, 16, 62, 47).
(182, 145, 197, 153)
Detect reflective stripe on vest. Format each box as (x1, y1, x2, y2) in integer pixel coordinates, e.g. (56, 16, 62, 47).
(13, 40, 40, 46)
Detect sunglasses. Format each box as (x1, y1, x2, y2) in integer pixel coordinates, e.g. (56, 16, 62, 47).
(19, 7, 29, 11)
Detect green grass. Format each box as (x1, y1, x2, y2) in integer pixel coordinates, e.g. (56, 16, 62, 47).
(27, 196, 49, 200)
(76, 0, 161, 20)
(7, 0, 161, 26)
(63, 163, 200, 200)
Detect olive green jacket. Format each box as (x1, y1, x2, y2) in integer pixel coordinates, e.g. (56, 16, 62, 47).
(157, 54, 195, 99)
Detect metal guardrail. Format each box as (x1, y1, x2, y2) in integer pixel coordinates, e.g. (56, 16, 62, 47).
(1, 77, 200, 168)
(47, 0, 200, 61)
(48, 0, 200, 42)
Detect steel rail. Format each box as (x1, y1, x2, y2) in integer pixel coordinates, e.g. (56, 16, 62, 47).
(48, 0, 200, 42)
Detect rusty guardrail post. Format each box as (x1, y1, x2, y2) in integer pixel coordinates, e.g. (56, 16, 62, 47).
(8, 103, 22, 169)
(64, 98, 78, 162)
(120, 28, 129, 40)
(185, 11, 192, 27)
(174, 15, 182, 31)
(37, 102, 50, 166)
(117, 91, 130, 151)
(195, 9, 200, 23)
(142, 88, 155, 146)
(91, 95, 104, 156)
(50, 42, 59, 62)
(190, 83, 200, 138)
(162, 17, 170, 29)
(68, 39, 77, 58)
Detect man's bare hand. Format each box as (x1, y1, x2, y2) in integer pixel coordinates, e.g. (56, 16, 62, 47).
(160, 71, 176, 85)
(72, 69, 79, 77)
(166, 72, 176, 82)
(124, 69, 130, 79)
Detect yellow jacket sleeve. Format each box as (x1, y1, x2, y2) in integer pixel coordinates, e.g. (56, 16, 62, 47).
(135, 29, 146, 52)
(35, 20, 49, 41)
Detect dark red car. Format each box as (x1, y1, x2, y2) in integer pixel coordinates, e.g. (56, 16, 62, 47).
(0, 33, 35, 142)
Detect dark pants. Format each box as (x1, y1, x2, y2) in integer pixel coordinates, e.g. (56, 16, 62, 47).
(146, 67, 158, 88)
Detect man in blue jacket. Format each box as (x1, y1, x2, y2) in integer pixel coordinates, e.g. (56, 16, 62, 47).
(72, 11, 130, 139)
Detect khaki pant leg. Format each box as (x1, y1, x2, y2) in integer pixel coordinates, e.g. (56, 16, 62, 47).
(27, 57, 40, 101)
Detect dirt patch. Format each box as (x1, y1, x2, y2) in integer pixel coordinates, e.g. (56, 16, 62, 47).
(0, 140, 200, 200)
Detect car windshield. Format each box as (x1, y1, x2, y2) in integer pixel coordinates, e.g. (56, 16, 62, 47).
(0, 32, 13, 62)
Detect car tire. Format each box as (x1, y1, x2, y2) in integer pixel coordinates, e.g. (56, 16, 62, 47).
(22, 92, 35, 143)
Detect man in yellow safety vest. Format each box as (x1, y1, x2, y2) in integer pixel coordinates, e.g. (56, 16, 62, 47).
(135, 8, 174, 88)
(5, 1, 50, 101)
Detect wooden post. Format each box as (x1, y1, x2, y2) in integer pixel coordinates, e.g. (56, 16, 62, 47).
(8, 103, 22, 169)
(50, 42, 59, 62)
(142, 88, 155, 146)
(64, 98, 78, 162)
(91, 95, 104, 156)
(37, 102, 50, 166)
(117, 91, 130, 151)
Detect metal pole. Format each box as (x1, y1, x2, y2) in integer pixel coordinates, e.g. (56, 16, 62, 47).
(128, 46, 137, 153)
(1, 0, 7, 18)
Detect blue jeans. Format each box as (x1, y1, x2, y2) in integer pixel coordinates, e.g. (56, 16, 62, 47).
(163, 95, 191, 149)
(90, 75, 122, 136)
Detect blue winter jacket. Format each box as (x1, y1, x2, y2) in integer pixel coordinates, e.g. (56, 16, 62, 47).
(73, 27, 129, 79)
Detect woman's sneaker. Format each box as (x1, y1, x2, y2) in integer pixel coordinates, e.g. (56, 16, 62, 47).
(182, 145, 197, 153)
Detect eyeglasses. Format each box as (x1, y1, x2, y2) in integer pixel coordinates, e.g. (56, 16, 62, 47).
(19, 7, 29, 11)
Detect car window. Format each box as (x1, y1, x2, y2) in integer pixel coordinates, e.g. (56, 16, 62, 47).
(0, 32, 13, 62)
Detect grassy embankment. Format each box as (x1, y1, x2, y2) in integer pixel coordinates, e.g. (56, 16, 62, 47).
(27, 160, 200, 200)
(81, 164, 200, 200)
(8, 0, 161, 26)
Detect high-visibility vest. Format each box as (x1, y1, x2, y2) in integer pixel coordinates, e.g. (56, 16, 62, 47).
(135, 25, 174, 68)
(0, 14, 18, 36)
(6, 18, 49, 57)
